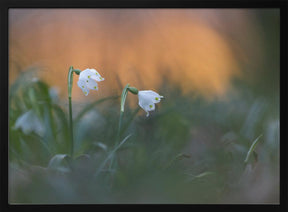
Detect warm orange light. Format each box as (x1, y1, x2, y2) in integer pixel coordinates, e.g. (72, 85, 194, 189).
(9, 9, 243, 101)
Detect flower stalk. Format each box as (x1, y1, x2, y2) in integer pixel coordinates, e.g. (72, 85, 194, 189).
(68, 67, 103, 158)
(111, 84, 163, 174)
(67, 66, 80, 158)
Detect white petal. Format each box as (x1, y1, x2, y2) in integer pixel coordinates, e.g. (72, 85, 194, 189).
(80, 68, 104, 82)
(79, 69, 94, 81)
(138, 90, 160, 97)
(83, 88, 90, 96)
(86, 78, 98, 90)
(91, 74, 104, 82)
(14, 110, 45, 135)
(34, 123, 45, 136)
(138, 90, 163, 103)
(89, 69, 104, 81)
(89, 68, 100, 75)
(152, 95, 163, 103)
(14, 110, 32, 129)
(22, 124, 32, 134)
(77, 79, 90, 96)
(140, 103, 155, 117)
(138, 97, 155, 114)
(30, 113, 45, 136)
(138, 90, 164, 116)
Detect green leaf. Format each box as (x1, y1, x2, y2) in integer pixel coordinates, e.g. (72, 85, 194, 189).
(48, 154, 72, 173)
(120, 84, 130, 112)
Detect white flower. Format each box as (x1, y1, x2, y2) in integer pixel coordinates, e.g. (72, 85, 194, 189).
(14, 110, 45, 136)
(138, 90, 164, 117)
(77, 68, 104, 96)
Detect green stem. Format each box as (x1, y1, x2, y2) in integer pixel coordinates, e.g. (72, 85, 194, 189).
(68, 66, 74, 158)
(68, 96, 74, 158)
(116, 111, 124, 143)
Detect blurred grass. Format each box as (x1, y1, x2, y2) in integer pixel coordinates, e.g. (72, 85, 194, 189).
(8, 67, 279, 204)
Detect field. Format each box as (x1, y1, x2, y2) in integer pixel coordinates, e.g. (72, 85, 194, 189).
(8, 9, 279, 204)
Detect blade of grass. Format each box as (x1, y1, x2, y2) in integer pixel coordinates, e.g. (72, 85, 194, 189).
(51, 104, 70, 152)
(163, 153, 191, 170)
(31, 134, 53, 156)
(9, 67, 39, 100)
(120, 107, 140, 136)
(244, 134, 263, 164)
(52, 104, 68, 130)
(186, 171, 215, 182)
(94, 134, 132, 177)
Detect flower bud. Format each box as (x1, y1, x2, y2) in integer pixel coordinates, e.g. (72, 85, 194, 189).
(128, 87, 139, 95)
(73, 69, 81, 75)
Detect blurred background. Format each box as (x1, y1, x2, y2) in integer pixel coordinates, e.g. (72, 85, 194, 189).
(9, 9, 279, 204)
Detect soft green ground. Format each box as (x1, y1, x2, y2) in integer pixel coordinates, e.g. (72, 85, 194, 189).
(8, 68, 279, 204)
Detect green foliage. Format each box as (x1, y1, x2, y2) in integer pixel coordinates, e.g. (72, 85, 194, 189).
(9, 68, 279, 204)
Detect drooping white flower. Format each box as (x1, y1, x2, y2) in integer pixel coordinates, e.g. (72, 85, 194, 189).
(14, 110, 45, 136)
(77, 68, 104, 96)
(138, 90, 164, 117)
